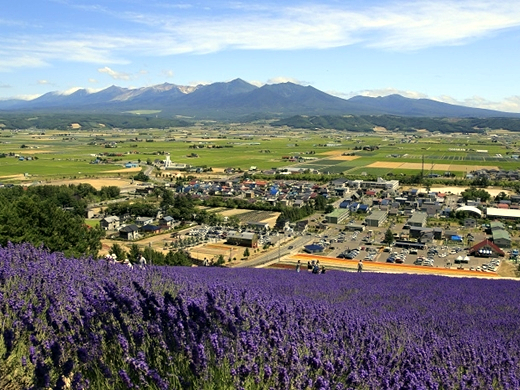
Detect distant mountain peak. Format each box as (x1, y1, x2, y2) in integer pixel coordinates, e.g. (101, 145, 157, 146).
(0, 79, 518, 119)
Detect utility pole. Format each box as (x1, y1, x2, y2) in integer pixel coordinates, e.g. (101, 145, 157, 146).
(421, 154, 424, 179)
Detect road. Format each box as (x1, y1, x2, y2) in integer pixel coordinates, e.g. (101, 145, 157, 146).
(233, 235, 314, 268)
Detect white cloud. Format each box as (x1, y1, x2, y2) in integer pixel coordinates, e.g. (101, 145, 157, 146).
(432, 94, 520, 113)
(162, 70, 174, 78)
(266, 77, 308, 85)
(5, 94, 42, 101)
(88, 78, 98, 83)
(97, 66, 132, 80)
(335, 88, 430, 100)
(1, 0, 519, 73)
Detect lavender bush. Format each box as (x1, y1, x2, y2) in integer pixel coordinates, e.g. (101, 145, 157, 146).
(1, 242, 520, 389)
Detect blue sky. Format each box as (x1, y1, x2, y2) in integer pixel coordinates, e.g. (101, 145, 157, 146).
(2, 0, 520, 112)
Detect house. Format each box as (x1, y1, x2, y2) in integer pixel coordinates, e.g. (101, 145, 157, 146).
(247, 222, 270, 232)
(358, 204, 370, 213)
(159, 216, 175, 228)
(100, 216, 120, 230)
(141, 224, 162, 234)
(339, 199, 351, 209)
(293, 199, 305, 208)
(464, 218, 477, 228)
(135, 216, 154, 226)
(295, 220, 309, 232)
(119, 224, 139, 240)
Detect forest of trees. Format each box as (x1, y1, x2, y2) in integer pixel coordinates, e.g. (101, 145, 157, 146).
(0, 113, 191, 130)
(0, 187, 105, 258)
(271, 115, 520, 133)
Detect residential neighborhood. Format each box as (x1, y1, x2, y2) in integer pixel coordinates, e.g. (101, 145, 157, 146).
(92, 174, 520, 276)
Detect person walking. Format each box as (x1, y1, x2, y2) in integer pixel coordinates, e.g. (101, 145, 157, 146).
(139, 254, 147, 269)
(296, 260, 301, 273)
(357, 259, 363, 273)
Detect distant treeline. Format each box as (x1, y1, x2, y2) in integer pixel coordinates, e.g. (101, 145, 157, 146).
(271, 115, 520, 133)
(0, 113, 191, 130)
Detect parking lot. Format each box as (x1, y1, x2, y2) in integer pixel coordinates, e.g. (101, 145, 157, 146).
(300, 221, 505, 275)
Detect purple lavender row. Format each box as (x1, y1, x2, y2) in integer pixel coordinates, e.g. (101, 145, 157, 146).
(1, 242, 519, 389)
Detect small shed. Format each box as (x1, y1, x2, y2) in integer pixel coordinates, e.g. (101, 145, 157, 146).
(304, 244, 324, 254)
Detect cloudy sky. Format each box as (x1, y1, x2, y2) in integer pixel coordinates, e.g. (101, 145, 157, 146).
(2, 0, 520, 112)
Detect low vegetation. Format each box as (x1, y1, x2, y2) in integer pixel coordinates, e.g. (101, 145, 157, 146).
(2, 243, 520, 388)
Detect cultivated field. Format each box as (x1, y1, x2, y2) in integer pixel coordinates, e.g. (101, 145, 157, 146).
(1, 123, 519, 185)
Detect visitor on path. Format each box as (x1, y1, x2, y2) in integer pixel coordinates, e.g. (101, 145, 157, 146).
(312, 261, 320, 274)
(320, 265, 326, 274)
(139, 254, 147, 269)
(307, 261, 313, 271)
(357, 260, 363, 272)
(296, 260, 301, 273)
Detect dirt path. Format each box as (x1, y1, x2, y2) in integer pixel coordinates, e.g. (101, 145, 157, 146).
(286, 253, 503, 278)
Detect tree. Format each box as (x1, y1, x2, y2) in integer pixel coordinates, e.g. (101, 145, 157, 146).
(0, 195, 104, 258)
(495, 191, 509, 202)
(243, 248, 250, 258)
(133, 171, 149, 182)
(129, 244, 142, 262)
(215, 254, 226, 266)
(314, 195, 327, 210)
(109, 243, 127, 261)
(165, 250, 192, 266)
(383, 229, 394, 244)
(460, 187, 491, 202)
(324, 204, 335, 214)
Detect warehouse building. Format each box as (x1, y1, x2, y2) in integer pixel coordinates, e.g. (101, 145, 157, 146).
(406, 212, 428, 228)
(486, 207, 520, 220)
(226, 232, 259, 248)
(364, 210, 388, 227)
(325, 209, 350, 224)
(492, 229, 512, 248)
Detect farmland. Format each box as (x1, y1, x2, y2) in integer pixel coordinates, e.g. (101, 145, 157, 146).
(1, 122, 520, 185)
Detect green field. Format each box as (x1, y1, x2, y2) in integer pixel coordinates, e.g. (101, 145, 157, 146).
(1, 124, 519, 182)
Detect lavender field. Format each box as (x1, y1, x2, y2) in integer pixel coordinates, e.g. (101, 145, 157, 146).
(1, 243, 520, 389)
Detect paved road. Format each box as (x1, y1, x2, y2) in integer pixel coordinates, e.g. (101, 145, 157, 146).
(233, 235, 314, 268)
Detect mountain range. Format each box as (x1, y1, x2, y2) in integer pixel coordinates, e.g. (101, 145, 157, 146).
(1, 78, 518, 119)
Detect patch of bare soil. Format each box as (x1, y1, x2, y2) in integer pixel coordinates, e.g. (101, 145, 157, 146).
(43, 178, 136, 190)
(103, 167, 142, 173)
(498, 261, 518, 278)
(329, 156, 360, 161)
(373, 126, 387, 132)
